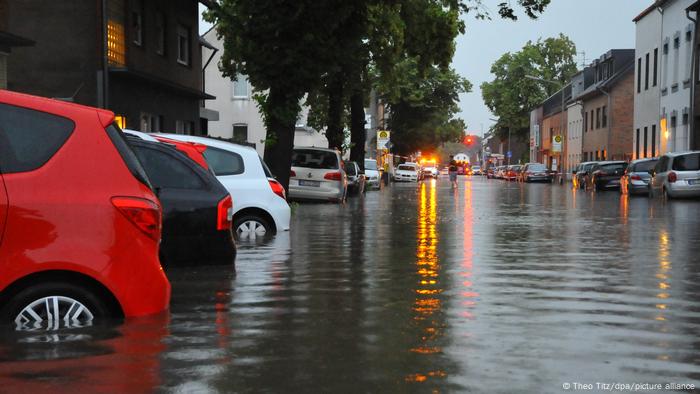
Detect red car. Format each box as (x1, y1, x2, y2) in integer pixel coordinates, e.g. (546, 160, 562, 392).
(0, 90, 170, 330)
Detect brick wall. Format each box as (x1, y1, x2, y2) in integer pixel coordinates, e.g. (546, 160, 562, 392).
(610, 71, 635, 160)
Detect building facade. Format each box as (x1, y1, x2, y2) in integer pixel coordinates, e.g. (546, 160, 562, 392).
(689, 1, 700, 149)
(201, 26, 327, 156)
(578, 50, 635, 162)
(529, 106, 543, 163)
(5, 0, 208, 134)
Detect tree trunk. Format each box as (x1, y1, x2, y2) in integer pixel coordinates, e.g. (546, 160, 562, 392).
(326, 73, 345, 152)
(263, 87, 298, 193)
(349, 87, 366, 171)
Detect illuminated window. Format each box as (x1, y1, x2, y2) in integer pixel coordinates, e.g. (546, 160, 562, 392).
(107, 20, 126, 66)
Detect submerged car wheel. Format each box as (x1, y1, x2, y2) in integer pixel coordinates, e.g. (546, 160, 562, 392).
(234, 215, 271, 240)
(1, 282, 109, 331)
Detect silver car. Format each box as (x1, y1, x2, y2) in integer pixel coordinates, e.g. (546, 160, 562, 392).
(289, 147, 347, 203)
(649, 151, 700, 199)
(364, 159, 382, 189)
(620, 158, 657, 195)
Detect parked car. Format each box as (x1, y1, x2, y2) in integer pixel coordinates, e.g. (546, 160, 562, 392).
(125, 129, 211, 170)
(504, 165, 522, 181)
(422, 165, 439, 178)
(364, 159, 382, 189)
(0, 90, 170, 330)
(154, 134, 291, 239)
(486, 166, 497, 179)
(494, 166, 505, 179)
(344, 160, 366, 195)
(620, 158, 658, 196)
(588, 161, 628, 191)
(520, 163, 551, 182)
(290, 147, 347, 202)
(575, 161, 599, 189)
(395, 163, 420, 182)
(648, 151, 700, 199)
(471, 165, 483, 175)
(128, 139, 236, 267)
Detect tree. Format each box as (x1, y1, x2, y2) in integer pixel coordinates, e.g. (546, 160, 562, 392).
(481, 34, 578, 140)
(204, 0, 355, 191)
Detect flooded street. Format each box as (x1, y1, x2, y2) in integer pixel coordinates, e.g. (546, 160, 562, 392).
(2, 176, 700, 393)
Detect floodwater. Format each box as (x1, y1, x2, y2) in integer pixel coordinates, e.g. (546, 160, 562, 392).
(2, 176, 700, 393)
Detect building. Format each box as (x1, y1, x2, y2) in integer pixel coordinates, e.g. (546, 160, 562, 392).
(202, 26, 327, 156)
(578, 49, 635, 162)
(5, 0, 209, 134)
(566, 68, 595, 170)
(539, 85, 571, 171)
(0, 1, 35, 89)
(529, 106, 543, 163)
(688, 1, 700, 149)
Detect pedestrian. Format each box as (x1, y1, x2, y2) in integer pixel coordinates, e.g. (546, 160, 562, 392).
(448, 155, 458, 189)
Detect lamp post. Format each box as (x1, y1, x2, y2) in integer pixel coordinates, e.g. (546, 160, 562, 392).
(525, 75, 566, 184)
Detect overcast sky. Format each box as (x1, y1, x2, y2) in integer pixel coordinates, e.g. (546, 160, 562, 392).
(200, 1, 644, 136)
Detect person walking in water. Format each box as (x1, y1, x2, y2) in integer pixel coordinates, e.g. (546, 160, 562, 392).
(448, 155, 458, 189)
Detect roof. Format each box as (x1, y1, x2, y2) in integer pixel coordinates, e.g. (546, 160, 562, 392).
(688, 1, 700, 12)
(633, 1, 666, 22)
(575, 52, 635, 101)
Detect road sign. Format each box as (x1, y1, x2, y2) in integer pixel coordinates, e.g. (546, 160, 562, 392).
(377, 130, 390, 149)
(552, 135, 563, 152)
(506, 151, 512, 158)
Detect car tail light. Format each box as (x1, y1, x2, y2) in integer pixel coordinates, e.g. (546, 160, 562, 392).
(668, 171, 677, 183)
(217, 195, 233, 231)
(290, 170, 297, 178)
(111, 197, 161, 241)
(268, 178, 286, 200)
(324, 171, 342, 181)
(630, 174, 642, 181)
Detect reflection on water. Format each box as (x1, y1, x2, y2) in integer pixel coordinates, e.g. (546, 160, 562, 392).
(2, 178, 700, 393)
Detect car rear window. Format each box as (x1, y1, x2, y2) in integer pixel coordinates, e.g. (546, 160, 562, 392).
(364, 160, 378, 170)
(0, 103, 74, 173)
(344, 162, 357, 176)
(632, 160, 657, 172)
(203, 147, 245, 176)
(106, 124, 153, 189)
(672, 153, 700, 171)
(292, 149, 339, 169)
(528, 164, 546, 171)
(398, 165, 416, 171)
(259, 157, 273, 178)
(132, 145, 205, 190)
(601, 163, 627, 171)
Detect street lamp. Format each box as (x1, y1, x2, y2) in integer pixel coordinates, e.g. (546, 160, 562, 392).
(525, 75, 566, 184)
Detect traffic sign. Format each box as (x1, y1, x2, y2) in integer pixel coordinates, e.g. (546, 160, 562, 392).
(377, 130, 390, 149)
(506, 151, 512, 158)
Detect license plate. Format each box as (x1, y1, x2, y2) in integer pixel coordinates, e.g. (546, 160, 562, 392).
(299, 180, 320, 187)
(689, 179, 699, 185)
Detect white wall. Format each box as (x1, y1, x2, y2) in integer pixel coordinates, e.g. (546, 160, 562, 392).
(634, 6, 662, 159)
(202, 28, 327, 156)
(659, 0, 694, 153)
(566, 102, 583, 170)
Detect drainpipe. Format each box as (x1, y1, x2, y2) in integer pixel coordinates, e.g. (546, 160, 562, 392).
(580, 102, 585, 162)
(686, 8, 697, 150)
(597, 85, 612, 160)
(658, 5, 664, 154)
(101, 0, 109, 109)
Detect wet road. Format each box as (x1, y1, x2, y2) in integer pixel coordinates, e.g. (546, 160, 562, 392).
(2, 176, 700, 393)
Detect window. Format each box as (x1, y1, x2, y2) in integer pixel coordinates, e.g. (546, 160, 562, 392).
(107, 19, 126, 66)
(671, 115, 677, 128)
(132, 0, 143, 46)
(643, 127, 648, 158)
(177, 25, 190, 65)
(590, 111, 594, 130)
(602, 106, 607, 128)
(596, 108, 600, 129)
(292, 149, 339, 170)
(645, 53, 649, 90)
(663, 42, 669, 54)
(175, 120, 194, 135)
(636, 128, 640, 159)
(132, 145, 205, 189)
(584, 113, 587, 132)
(674, 35, 680, 49)
(140, 112, 162, 132)
(233, 124, 248, 142)
(683, 112, 689, 125)
(686, 30, 692, 42)
(232, 74, 249, 98)
(653, 48, 658, 86)
(651, 125, 656, 157)
(156, 11, 166, 55)
(202, 147, 245, 176)
(0, 103, 75, 173)
(672, 153, 700, 171)
(637, 58, 642, 93)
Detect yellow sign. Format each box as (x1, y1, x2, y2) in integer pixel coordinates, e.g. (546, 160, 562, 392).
(377, 130, 390, 149)
(552, 135, 562, 152)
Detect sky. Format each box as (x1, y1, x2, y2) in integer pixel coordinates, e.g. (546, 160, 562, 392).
(200, 1, 645, 137)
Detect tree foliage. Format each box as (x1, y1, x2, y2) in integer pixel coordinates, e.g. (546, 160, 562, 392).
(481, 34, 578, 140)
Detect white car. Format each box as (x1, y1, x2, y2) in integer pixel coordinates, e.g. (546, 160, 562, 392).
(422, 166, 439, 178)
(364, 159, 382, 189)
(395, 163, 420, 182)
(153, 134, 291, 239)
(289, 147, 347, 202)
